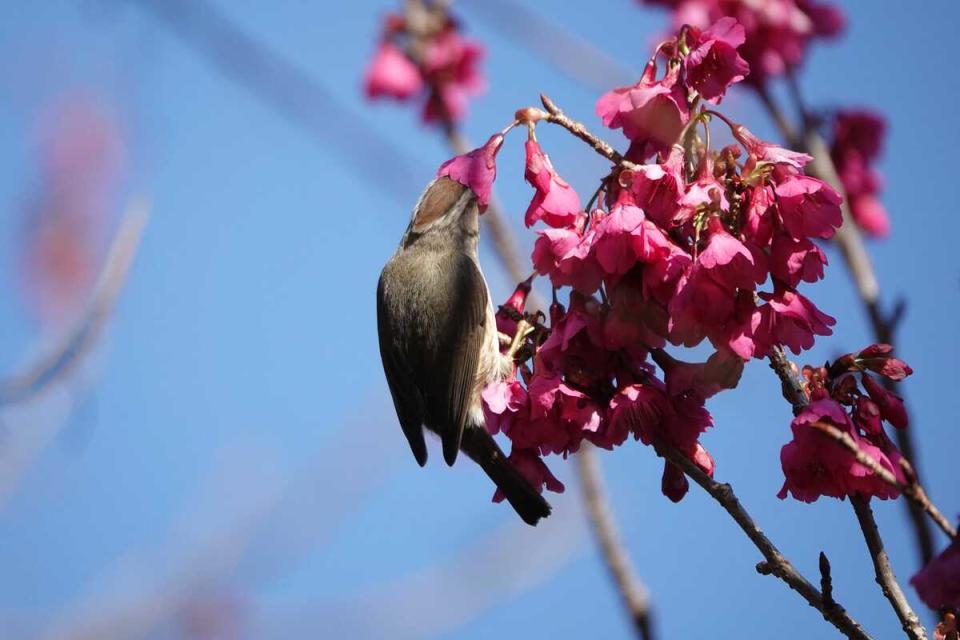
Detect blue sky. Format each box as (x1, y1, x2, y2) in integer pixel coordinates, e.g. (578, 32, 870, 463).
(0, 1, 957, 638)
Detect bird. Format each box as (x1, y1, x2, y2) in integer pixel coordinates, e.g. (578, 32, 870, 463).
(376, 175, 552, 526)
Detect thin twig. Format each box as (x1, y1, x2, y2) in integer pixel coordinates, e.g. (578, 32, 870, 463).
(756, 80, 935, 564)
(657, 442, 872, 640)
(539, 94, 634, 168)
(850, 495, 928, 640)
(577, 443, 655, 640)
(767, 347, 808, 415)
(0, 200, 150, 405)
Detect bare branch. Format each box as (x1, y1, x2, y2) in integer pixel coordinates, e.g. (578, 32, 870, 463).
(850, 496, 928, 640)
(656, 442, 872, 640)
(0, 200, 149, 405)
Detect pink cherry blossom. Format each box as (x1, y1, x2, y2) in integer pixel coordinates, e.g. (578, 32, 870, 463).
(493, 448, 565, 503)
(626, 149, 686, 227)
(773, 173, 843, 240)
(668, 265, 736, 348)
(420, 28, 485, 123)
(364, 41, 423, 100)
(659, 348, 744, 400)
(862, 374, 908, 429)
(831, 110, 889, 237)
(735, 124, 812, 171)
(482, 378, 528, 436)
(856, 344, 913, 381)
(661, 462, 689, 502)
(910, 537, 960, 610)
(761, 287, 835, 355)
(698, 218, 764, 290)
(778, 398, 900, 502)
(531, 222, 605, 294)
(523, 139, 581, 228)
(596, 63, 689, 159)
(436, 133, 503, 209)
(683, 17, 750, 103)
(770, 234, 827, 287)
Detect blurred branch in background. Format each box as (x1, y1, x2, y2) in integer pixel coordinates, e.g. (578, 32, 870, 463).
(125, 0, 425, 206)
(458, 0, 635, 93)
(577, 444, 654, 640)
(36, 416, 583, 639)
(0, 201, 148, 506)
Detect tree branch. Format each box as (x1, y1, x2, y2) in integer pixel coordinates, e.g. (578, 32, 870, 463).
(0, 199, 150, 405)
(850, 496, 928, 640)
(656, 442, 872, 640)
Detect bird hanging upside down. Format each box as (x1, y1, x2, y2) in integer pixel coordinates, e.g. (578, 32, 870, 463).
(376, 175, 551, 525)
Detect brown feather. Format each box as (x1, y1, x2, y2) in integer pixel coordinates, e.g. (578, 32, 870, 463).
(413, 177, 467, 231)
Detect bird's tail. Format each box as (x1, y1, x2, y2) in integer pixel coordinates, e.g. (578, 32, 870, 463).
(460, 426, 551, 526)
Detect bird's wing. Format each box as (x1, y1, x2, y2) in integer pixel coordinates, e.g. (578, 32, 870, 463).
(429, 252, 488, 466)
(377, 273, 428, 466)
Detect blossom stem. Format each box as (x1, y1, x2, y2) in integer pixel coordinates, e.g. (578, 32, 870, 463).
(850, 496, 928, 640)
(655, 441, 872, 640)
(577, 443, 656, 640)
(757, 77, 936, 566)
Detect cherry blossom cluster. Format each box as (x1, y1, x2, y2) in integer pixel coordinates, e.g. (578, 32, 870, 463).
(640, 0, 845, 87)
(777, 343, 911, 502)
(435, 17, 848, 503)
(829, 110, 890, 237)
(363, 8, 484, 124)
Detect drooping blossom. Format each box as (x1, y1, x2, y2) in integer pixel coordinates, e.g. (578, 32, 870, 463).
(773, 173, 843, 240)
(861, 374, 908, 429)
(911, 537, 960, 610)
(830, 110, 890, 237)
(682, 17, 750, 102)
(640, 0, 846, 87)
(596, 62, 689, 160)
(523, 138, 581, 228)
(492, 448, 565, 503)
(778, 399, 901, 502)
(363, 12, 485, 125)
(363, 41, 423, 100)
(420, 28, 486, 123)
(437, 134, 503, 209)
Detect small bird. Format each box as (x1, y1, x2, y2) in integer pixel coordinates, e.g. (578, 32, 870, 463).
(376, 175, 552, 526)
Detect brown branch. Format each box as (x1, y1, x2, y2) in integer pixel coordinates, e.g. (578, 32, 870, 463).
(767, 347, 808, 415)
(577, 443, 655, 640)
(850, 496, 928, 640)
(756, 80, 935, 565)
(539, 94, 635, 169)
(0, 200, 150, 405)
(656, 442, 872, 640)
